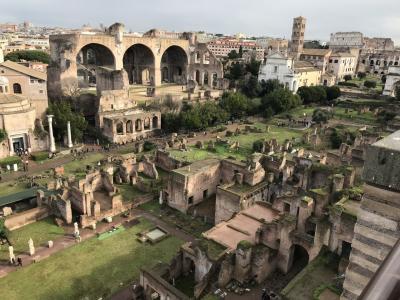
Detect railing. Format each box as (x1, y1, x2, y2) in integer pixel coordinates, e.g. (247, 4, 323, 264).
(359, 239, 400, 300)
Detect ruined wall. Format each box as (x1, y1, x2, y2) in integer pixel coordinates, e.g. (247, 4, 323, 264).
(215, 188, 241, 224)
(155, 150, 185, 171)
(5, 206, 51, 230)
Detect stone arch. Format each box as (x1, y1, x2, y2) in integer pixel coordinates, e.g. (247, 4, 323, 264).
(203, 71, 209, 86)
(76, 43, 116, 87)
(152, 116, 159, 129)
(123, 44, 155, 85)
(116, 121, 124, 135)
(13, 83, 22, 94)
(195, 70, 201, 84)
(126, 120, 133, 133)
(288, 244, 309, 274)
(135, 119, 142, 131)
(143, 117, 150, 130)
(161, 45, 188, 84)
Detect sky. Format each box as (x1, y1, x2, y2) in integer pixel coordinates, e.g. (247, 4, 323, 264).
(1, 0, 400, 44)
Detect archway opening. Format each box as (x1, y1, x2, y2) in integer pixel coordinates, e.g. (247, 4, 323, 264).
(161, 46, 188, 85)
(144, 117, 150, 130)
(123, 44, 155, 86)
(126, 120, 133, 133)
(13, 83, 22, 94)
(195, 70, 201, 84)
(76, 43, 115, 88)
(289, 244, 309, 274)
(152, 116, 158, 129)
(204, 71, 209, 86)
(116, 122, 124, 135)
(135, 119, 142, 132)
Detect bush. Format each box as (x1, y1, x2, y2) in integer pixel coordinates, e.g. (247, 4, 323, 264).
(357, 72, 366, 79)
(338, 82, 358, 88)
(262, 88, 302, 114)
(253, 139, 264, 152)
(364, 80, 377, 88)
(324, 86, 341, 101)
(143, 141, 156, 152)
(312, 109, 330, 124)
(343, 75, 352, 81)
(0, 156, 21, 168)
(31, 151, 49, 161)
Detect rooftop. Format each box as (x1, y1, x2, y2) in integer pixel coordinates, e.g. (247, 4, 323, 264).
(173, 158, 220, 175)
(372, 130, 400, 151)
(301, 49, 332, 56)
(0, 60, 47, 81)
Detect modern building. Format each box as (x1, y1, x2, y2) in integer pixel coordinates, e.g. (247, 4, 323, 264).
(258, 52, 321, 92)
(327, 52, 357, 82)
(0, 60, 48, 118)
(207, 38, 265, 61)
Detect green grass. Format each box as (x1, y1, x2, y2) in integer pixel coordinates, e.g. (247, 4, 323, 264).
(0, 181, 28, 197)
(0, 217, 64, 261)
(0, 218, 183, 300)
(174, 273, 195, 297)
(63, 153, 105, 176)
(116, 184, 149, 201)
(282, 249, 340, 300)
(333, 107, 378, 125)
(169, 124, 304, 163)
(348, 75, 384, 92)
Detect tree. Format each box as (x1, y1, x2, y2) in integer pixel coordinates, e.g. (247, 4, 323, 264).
(297, 86, 327, 104)
(364, 80, 377, 88)
(219, 92, 251, 118)
(253, 139, 264, 152)
(240, 75, 261, 98)
(262, 88, 302, 114)
(377, 110, 396, 125)
(312, 109, 330, 124)
(238, 46, 243, 58)
(324, 86, 341, 101)
(47, 101, 88, 143)
(343, 75, 352, 81)
(5, 50, 50, 64)
(357, 72, 366, 79)
(259, 79, 283, 97)
(245, 58, 261, 77)
(227, 50, 239, 60)
(0, 218, 9, 239)
(381, 75, 387, 84)
(228, 63, 246, 80)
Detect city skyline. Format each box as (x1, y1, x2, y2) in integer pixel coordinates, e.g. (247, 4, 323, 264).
(1, 0, 399, 44)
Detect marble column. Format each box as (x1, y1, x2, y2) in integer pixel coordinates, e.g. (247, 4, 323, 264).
(67, 121, 73, 148)
(9, 246, 15, 263)
(28, 238, 35, 256)
(47, 115, 56, 153)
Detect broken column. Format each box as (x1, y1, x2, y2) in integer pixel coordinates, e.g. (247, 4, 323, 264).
(67, 121, 73, 148)
(28, 238, 35, 256)
(47, 115, 56, 153)
(9, 246, 15, 263)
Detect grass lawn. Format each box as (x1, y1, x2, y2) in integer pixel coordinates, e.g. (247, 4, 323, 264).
(63, 153, 105, 176)
(116, 184, 150, 202)
(348, 75, 384, 92)
(0, 218, 183, 300)
(169, 124, 305, 163)
(275, 106, 316, 119)
(282, 250, 341, 300)
(333, 107, 378, 125)
(0, 217, 65, 261)
(0, 181, 28, 197)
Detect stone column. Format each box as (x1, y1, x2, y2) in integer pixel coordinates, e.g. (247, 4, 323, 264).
(9, 246, 15, 263)
(47, 115, 56, 153)
(28, 238, 35, 256)
(67, 121, 73, 148)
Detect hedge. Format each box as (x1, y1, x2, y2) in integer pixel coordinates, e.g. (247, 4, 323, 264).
(0, 156, 21, 168)
(338, 82, 359, 88)
(31, 151, 49, 161)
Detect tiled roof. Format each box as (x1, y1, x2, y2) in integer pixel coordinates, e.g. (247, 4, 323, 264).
(0, 60, 47, 81)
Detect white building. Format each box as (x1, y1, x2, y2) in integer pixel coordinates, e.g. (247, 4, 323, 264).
(327, 52, 357, 82)
(258, 52, 321, 92)
(383, 66, 400, 96)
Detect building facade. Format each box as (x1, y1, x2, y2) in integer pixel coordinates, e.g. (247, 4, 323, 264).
(383, 66, 400, 96)
(327, 52, 357, 82)
(207, 38, 265, 61)
(329, 32, 364, 50)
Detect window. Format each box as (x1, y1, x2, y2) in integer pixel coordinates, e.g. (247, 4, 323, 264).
(274, 66, 278, 73)
(30, 79, 35, 84)
(203, 190, 208, 199)
(13, 83, 22, 94)
(39, 90, 44, 94)
(334, 60, 338, 63)
(188, 196, 194, 205)
(284, 203, 291, 212)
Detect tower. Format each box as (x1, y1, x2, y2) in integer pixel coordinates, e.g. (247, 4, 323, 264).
(290, 16, 306, 59)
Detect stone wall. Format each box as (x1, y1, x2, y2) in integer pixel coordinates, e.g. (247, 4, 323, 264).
(5, 206, 50, 231)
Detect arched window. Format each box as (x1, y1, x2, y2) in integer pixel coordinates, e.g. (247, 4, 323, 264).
(116, 122, 124, 135)
(13, 83, 22, 94)
(126, 120, 133, 133)
(152, 116, 158, 129)
(135, 119, 142, 131)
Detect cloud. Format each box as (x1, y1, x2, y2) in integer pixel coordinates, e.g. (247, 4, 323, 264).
(1, 0, 399, 44)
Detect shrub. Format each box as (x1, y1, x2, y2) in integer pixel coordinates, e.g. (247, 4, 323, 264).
(324, 86, 341, 101)
(0, 156, 21, 168)
(312, 109, 330, 124)
(143, 141, 156, 152)
(343, 75, 352, 81)
(357, 72, 366, 79)
(31, 151, 49, 161)
(338, 82, 358, 88)
(364, 80, 377, 88)
(252, 139, 264, 152)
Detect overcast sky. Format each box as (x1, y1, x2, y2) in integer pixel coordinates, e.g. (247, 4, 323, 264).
(1, 0, 399, 44)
